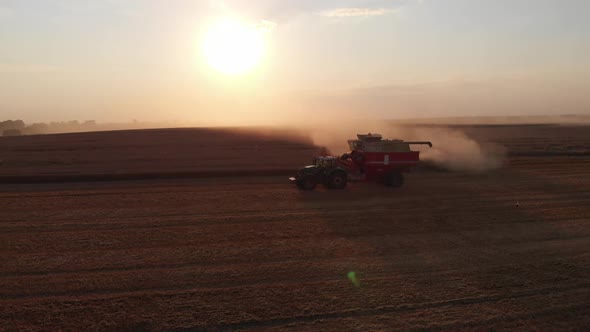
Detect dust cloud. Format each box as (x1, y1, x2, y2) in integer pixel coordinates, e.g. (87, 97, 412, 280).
(405, 127, 506, 172)
(290, 119, 506, 172)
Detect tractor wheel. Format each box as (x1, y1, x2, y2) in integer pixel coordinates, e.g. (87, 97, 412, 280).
(296, 175, 317, 191)
(327, 171, 348, 189)
(386, 172, 404, 188)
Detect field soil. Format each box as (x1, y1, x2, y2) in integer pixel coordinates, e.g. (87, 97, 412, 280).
(1, 125, 589, 331)
(0, 128, 320, 179)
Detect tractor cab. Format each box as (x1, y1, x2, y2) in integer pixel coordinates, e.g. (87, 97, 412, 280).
(314, 155, 338, 167)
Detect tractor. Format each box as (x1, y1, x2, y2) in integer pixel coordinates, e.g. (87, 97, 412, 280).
(289, 133, 432, 190)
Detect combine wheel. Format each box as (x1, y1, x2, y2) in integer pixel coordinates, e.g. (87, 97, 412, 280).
(296, 175, 317, 191)
(386, 172, 404, 188)
(327, 171, 348, 189)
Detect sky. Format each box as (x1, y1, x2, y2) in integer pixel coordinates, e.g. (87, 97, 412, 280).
(0, 0, 589, 125)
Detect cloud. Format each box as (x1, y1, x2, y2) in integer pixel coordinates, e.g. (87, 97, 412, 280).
(321, 7, 396, 18)
(256, 19, 277, 33)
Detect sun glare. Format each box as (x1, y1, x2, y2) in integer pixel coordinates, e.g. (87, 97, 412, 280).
(202, 18, 266, 75)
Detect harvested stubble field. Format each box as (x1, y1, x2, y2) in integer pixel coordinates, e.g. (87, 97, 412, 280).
(1, 124, 589, 331)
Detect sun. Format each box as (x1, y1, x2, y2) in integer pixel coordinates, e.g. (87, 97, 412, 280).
(202, 18, 266, 75)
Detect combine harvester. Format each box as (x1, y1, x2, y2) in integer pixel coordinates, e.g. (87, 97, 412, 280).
(289, 133, 432, 190)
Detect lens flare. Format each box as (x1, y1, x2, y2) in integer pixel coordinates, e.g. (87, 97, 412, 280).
(348, 271, 360, 287)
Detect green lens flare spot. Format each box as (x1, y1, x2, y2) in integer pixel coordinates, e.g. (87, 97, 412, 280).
(347, 271, 360, 287)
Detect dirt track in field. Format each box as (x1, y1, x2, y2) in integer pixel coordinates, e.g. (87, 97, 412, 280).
(1, 125, 590, 331)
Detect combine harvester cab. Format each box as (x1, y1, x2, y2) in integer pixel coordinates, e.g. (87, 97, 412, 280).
(289, 133, 432, 190)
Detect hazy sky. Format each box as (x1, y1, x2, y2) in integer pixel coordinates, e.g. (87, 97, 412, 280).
(1, 0, 589, 125)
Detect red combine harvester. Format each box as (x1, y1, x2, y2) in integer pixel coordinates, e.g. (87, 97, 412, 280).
(289, 133, 432, 190)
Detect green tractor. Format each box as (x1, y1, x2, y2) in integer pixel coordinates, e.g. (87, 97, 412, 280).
(289, 156, 348, 191)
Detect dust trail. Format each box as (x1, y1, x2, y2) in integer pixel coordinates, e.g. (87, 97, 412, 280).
(295, 120, 506, 172)
(404, 126, 506, 172)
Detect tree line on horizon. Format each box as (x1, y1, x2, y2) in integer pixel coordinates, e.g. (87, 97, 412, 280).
(0, 120, 178, 137)
(0, 120, 99, 136)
